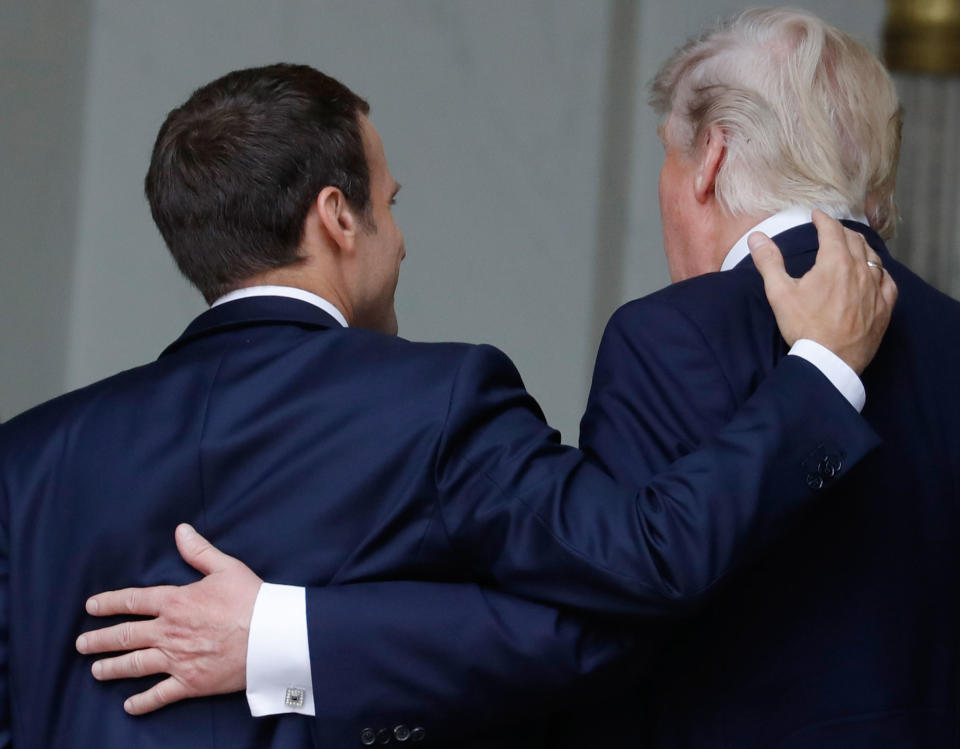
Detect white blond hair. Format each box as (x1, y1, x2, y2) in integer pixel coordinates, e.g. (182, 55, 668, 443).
(651, 7, 902, 238)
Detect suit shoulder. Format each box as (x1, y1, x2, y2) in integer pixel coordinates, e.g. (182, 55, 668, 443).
(397, 339, 526, 394)
(326, 329, 511, 377)
(0, 360, 169, 480)
(296, 331, 527, 411)
(597, 270, 779, 406)
(1, 360, 160, 436)
(607, 268, 765, 341)
(889, 256, 960, 322)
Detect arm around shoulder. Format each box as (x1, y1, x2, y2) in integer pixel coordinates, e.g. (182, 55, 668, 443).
(435, 343, 881, 615)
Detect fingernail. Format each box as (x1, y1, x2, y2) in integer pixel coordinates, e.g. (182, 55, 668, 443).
(76, 634, 87, 652)
(747, 232, 770, 250)
(92, 661, 102, 678)
(123, 699, 133, 713)
(178, 523, 196, 539)
(86, 598, 98, 615)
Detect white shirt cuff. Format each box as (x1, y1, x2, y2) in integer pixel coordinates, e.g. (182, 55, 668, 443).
(788, 338, 866, 412)
(246, 583, 315, 716)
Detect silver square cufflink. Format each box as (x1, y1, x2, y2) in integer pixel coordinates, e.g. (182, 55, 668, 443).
(285, 687, 306, 709)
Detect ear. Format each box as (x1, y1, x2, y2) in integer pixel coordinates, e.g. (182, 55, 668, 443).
(693, 125, 725, 205)
(315, 186, 360, 253)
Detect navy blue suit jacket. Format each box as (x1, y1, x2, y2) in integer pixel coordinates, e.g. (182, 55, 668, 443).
(0, 294, 878, 747)
(579, 222, 960, 747)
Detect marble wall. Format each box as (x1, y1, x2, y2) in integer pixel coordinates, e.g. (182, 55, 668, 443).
(1, 0, 886, 438)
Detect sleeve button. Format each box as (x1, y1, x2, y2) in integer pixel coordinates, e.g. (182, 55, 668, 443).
(819, 456, 841, 479)
(806, 472, 824, 490)
(361, 728, 377, 746)
(376, 727, 392, 744)
(394, 725, 411, 742)
(411, 727, 426, 742)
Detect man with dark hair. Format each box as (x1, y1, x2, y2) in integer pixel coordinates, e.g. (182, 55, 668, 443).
(0, 63, 892, 747)
(146, 65, 375, 306)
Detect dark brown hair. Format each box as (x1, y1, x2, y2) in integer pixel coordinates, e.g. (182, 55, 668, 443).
(145, 63, 370, 303)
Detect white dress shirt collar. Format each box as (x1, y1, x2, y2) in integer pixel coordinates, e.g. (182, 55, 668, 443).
(211, 285, 348, 328)
(720, 207, 869, 272)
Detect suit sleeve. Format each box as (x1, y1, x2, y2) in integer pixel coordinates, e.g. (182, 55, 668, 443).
(432, 341, 879, 617)
(307, 583, 638, 747)
(305, 335, 880, 742)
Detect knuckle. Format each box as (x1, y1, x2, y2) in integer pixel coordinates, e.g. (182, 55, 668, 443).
(190, 540, 211, 558)
(131, 649, 145, 676)
(153, 682, 168, 707)
(159, 621, 183, 648)
(175, 672, 197, 698)
(124, 590, 139, 614)
(167, 588, 189, 612)
(118, 621, 136, 649)
(180, 664, 200, 690)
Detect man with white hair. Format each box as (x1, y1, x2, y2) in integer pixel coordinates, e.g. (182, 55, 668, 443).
(577, 8, 960, 746)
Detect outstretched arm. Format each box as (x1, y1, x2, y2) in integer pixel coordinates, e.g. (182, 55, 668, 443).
(426, 214, 893, 614)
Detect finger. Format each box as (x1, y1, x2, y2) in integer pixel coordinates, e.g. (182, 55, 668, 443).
(880, 270, 899, 307)
(811, 209, 847, 265)
(844, 227, 869, 264)
(76, 618, 160, 655)
(92, 648, 168, 681)
(864, 246, 884, 274)
(85, 585, 176, 618)
(174, 523, 237, 576)
(124, 676, 193, 716)
(748, 231, 789, 296)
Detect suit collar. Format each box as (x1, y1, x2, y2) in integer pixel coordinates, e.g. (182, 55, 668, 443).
(160, 295, 343, 358)
(211, 285, 349, 328)
(733, 219, 892, 270)
(722, 208, 870, 270)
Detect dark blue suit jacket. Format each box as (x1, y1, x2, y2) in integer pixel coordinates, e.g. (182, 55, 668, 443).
(0, 294, 878, 747)
(579, 222, 960, 747)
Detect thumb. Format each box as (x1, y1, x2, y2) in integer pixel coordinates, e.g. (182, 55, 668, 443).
(748, 231, 789, 297)
(174, 523, 237, 575)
